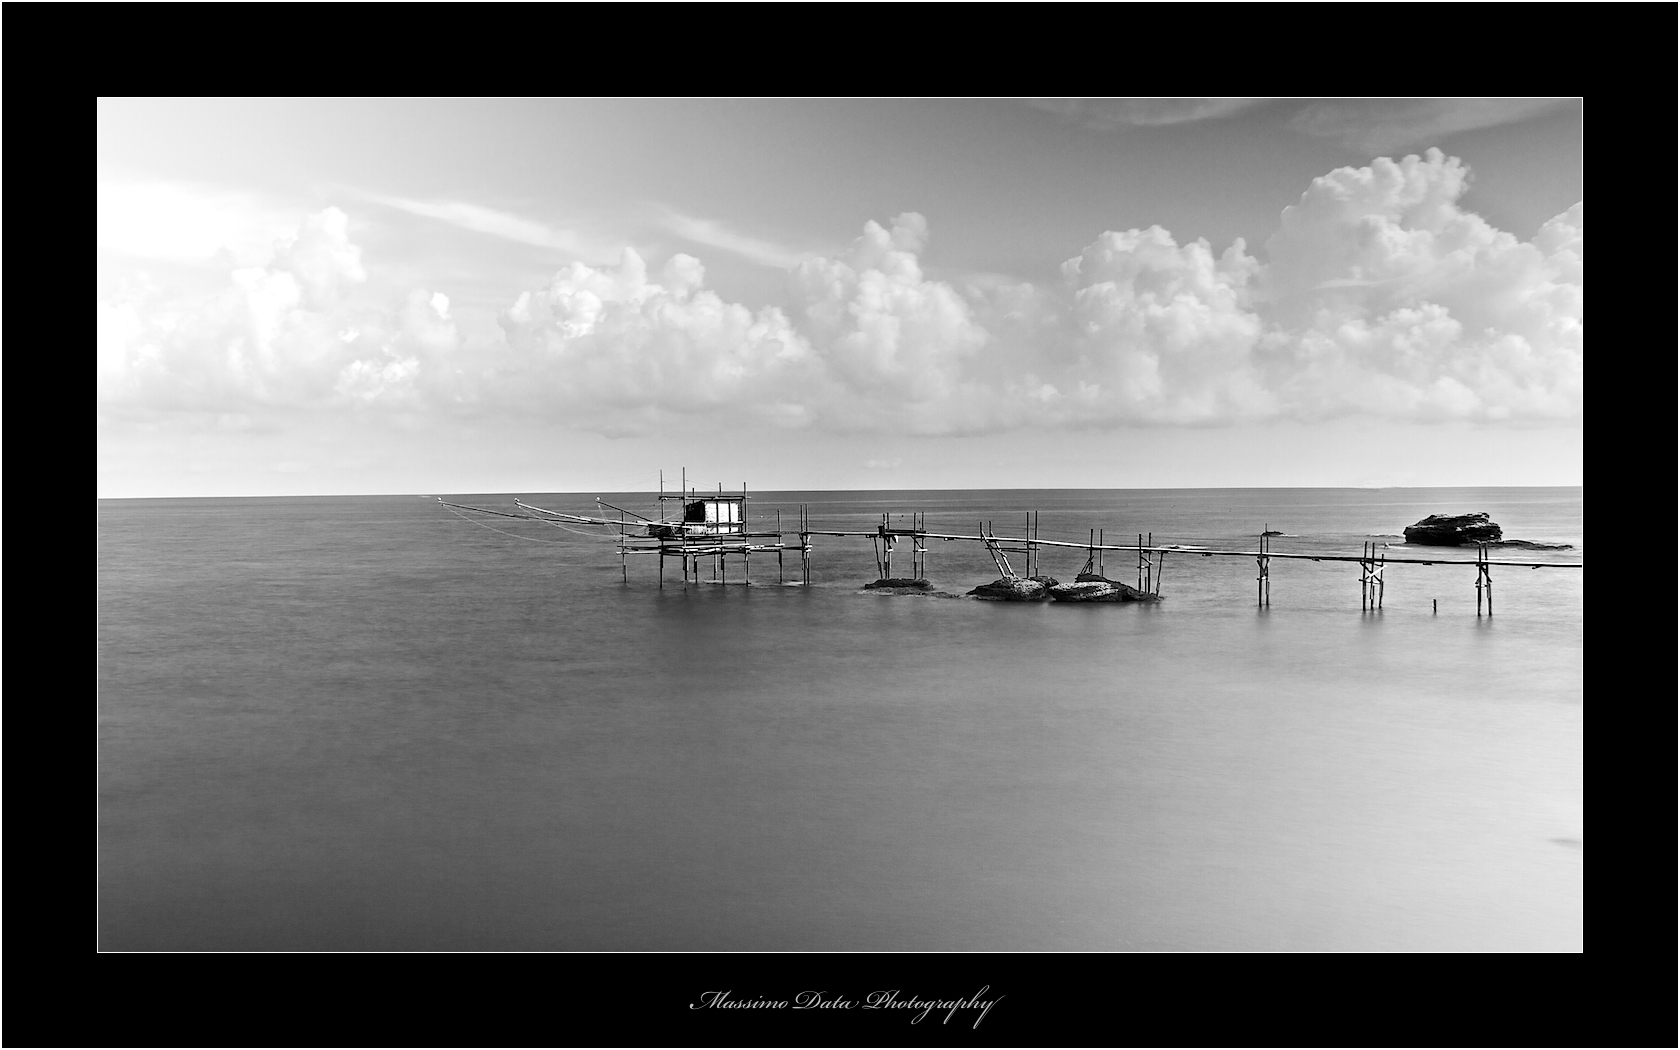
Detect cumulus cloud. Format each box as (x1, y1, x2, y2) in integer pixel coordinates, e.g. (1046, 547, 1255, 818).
(1058, 227, 1271, 423)
(1255, 149, 1582, 421)
(98, 153, 1582, 436)
(99, 206, 457, 413)
(788, 213, 994, 428)
(497, 249, 816, 432)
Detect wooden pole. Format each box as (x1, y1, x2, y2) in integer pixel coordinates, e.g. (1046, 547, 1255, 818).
(778, 510, 784, 584)
(884, 514, 893, 579)
(1378, 546, 1385, 609)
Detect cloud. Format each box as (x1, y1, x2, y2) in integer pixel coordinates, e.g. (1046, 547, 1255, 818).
(1059, 227, 1272, 423)
(359, 192, 614, 260)
(788, 213, 996, 429)
(1026, 98, 1267, 130)
(97, 181, 302, 265)
(98, 154, 1582, 437)
(652, 207, 811, 269)
(1288, 98, 1577, 154)
(99, 207, 456, 413)
(498, 158, 1577, 432)
(496, 250, 817, 433)
(1254, 150, 1582, 422)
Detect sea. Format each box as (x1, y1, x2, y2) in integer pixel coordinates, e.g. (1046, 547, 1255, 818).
(96, 487, 1583, 951)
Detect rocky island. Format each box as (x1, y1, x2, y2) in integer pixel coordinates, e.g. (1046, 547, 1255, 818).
(1402, 513, 1504, 546)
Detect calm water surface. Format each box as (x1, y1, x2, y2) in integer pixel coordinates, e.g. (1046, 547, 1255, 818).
(97, 488, 1583, 950)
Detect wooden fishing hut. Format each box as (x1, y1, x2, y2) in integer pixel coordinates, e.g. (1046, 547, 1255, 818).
(616, 470, 807, 588)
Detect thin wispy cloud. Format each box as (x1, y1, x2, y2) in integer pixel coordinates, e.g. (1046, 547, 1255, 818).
(359, 192, 614, 261)
(1026, 98, 1267, 130)
(652, 207, 811, 269)
(1288, 98, 1577, 154)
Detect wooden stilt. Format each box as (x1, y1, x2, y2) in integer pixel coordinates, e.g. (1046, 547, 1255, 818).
(1475, 544, 1493, 616)
(1025, 512, 1032, 577)
(1146, 533, 1153, 594)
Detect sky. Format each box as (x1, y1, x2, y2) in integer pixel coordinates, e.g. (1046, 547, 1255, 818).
(97, 98, 1583, 497)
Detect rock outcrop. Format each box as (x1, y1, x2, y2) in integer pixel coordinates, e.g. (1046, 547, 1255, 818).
(967, 575, 1059, 601)
(1402, 513, 1503, 546)
(1050, 575, 1159, 602)
(863, 578, 932, 591)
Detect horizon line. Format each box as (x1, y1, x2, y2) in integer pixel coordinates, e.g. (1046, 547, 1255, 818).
(97, 483, 1586, 501)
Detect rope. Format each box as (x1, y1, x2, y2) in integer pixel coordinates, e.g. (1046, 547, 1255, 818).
(439, 501, 569, 544)
(440, 500, 624, 544)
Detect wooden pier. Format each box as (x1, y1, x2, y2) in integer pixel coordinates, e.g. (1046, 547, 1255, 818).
(439, 479, 1583, 615)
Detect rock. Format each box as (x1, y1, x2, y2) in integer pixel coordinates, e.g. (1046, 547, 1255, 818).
(1402, 513, 1503, 546)
(1053, 576, 1158, 602)
(1487, 539, 1575, 551)
(863, 578, 932, 590)
(967, 577, 1050, 601)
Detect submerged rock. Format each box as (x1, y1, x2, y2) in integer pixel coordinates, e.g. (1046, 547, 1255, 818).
(1487, 539, 1575, 551)
(1403, 513, 1503, 546)
(863, 578, 932, 590)
(967, 577, 1051, 601)
(1053, 576, 1159, 602)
